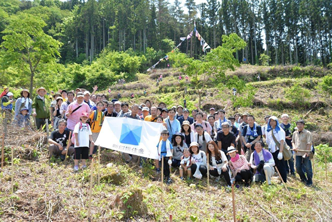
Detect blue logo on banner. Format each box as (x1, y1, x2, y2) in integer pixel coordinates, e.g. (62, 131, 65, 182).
(120, 123, 142, 145)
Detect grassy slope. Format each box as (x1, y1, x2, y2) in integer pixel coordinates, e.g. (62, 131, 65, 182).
(1, 65, 332, 221)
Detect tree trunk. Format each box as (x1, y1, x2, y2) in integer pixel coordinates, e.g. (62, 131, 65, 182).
(29, 70, 34, 97)
(289, 40, 292, 65)
(123, 29, 126, 51)
(85, 33, 89, 60)
(143, 28, 146, 53)
(103, 19, 105, 50)
(295, 37, 298, 65)
(75, 37, 78, 58)
(90, 25, 94, 61)
(281, 42, 284, 65)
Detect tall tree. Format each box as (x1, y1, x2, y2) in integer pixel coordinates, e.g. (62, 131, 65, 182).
(1, 13, 62, 94)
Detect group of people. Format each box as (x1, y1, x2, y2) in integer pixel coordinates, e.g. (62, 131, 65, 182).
(0, 86, 314, 187)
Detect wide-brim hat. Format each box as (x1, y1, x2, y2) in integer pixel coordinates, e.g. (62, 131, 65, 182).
(56, 97, 63, 101)
(182, 120, 190, 126)
(36, 87, 46, 93)
(20, 89, 30, 97)
(227, 146, 237, 154)
(81, 112, 89, 118)
(172, 133, 184, 140)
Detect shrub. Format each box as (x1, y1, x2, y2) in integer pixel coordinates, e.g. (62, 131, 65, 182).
(284, 83, 311, 106)
(259, 53, 271, 66)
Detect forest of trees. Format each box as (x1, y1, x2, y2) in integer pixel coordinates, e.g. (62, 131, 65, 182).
(0, 0, 332, 92)
(1, 0, 331, 66)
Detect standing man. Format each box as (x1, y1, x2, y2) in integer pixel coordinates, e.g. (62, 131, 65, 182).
(292, 120, 313, 186)
(217, 122, 236, 154)
(83, 91, 96, 109)
(118, 102, 131, 117)
(32, 87, 50, 130)
(280, 114, 295, 176)
(266, 116, 287, 183)
(175, 105, 184, 120)
(214, 109, 231, 135)
(208, 108, 215, 119)
(165, 107, 181, 141)
(144, 106, 158, 122)
(114, 101, 121, 114)
(65, 92, 91, 130)
(1, 91, 14, 136)
(60, 91, 75, 118)
(178, 108, 194, 125)
(241, 115, 262, 161)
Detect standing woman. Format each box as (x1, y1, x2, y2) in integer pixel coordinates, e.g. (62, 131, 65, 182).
(181, 120, 195, 147)
(14, 89, 32, 121)
(189, 142, 207, 179)
(53, 97, 63, 130)
(206, 141, 231, 187)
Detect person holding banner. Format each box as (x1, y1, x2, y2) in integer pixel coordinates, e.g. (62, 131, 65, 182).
(89, 101, 105, 154)
(189, 142, 207, 179)
(144, 106, 158, 122)
(156, 130, 173, 184)
(207, 141, 231, 187)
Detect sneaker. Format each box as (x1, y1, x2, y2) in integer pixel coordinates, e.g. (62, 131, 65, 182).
(74, 165, 79, 172)
(215, 176, 220, 182)
(82, 165, 87, 170)
(60, 155, 66, 161)
(156, 168, 161, 174)
(166, 177, 172, 184)
(180, 177, 184, 180)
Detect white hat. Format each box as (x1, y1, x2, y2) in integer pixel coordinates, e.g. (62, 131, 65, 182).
(142, 107, 150, 112)
(83, 91, 91, 95)
(227, 146, 237, 154)
(189, 142, 199, 148)
(114, 101, 121, 105)
(7, 92, 13, 97)
(281, 114, 289, 118)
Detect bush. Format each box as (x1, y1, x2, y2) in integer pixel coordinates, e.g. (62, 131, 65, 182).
(284, 83, 311, 106)
(259, 53, 271, 66)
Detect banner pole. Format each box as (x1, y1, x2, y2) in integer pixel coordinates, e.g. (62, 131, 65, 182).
(1, 133, 4, 168)
(88, 158, 94, 221)
(232, 182, 236, 222)
(98, 146, 101, 186)
(11, 147, 14, 193)
(161, 156, 164, 201)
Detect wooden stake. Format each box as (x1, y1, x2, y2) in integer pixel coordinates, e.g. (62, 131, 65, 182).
(46, 119, 49, 138)
(206, 153, 210, 189)
(161, 156, 164, 186)
(65, 131, 72, 158)
(88, 158, 94, 221)
(231, 183, 236, 222)
(98, 146, 101, 186)
(325, 156, 327, 181)
(1, 133, 4, 168)
(11, 147, 14, 193)
(274, 166, 296, 205)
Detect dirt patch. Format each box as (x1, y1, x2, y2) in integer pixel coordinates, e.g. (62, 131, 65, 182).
(312, 132, 332, 146)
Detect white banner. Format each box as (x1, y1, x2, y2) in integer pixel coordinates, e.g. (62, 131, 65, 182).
(95, 117, 164, 160)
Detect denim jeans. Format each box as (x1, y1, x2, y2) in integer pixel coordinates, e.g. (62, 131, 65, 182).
(295, 156, 313, 185)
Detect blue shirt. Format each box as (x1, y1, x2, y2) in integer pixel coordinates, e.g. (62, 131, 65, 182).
(156, 140, 173, 157)
(165, 118, 181, 140)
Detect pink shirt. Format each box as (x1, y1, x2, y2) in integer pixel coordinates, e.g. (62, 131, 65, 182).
(65, 101, 91, 130)
(191, 121, 212, 134)
(229, 155, 250, 172)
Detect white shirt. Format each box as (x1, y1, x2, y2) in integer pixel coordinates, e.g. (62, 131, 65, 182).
(73, 122, 92, 148)
(192, 151, 207, 166)
(262, 124, 268, 136)
(266, 128, 285, 153)
(193, 131, 212, 145)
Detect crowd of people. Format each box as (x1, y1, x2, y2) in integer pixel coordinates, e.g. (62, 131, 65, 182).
(0, 86, 314, 187)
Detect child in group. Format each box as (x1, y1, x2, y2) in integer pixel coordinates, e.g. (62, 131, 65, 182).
(179, 148, 192, 180)
(89, 101, 105, 155)
(15, 108, 31, 128)
(73, 112, 94, 172)
(156, 130, 173, 184)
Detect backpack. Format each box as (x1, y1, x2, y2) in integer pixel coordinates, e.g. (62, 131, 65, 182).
(90, 110, 105, 129)
(71, 122, 91, 144)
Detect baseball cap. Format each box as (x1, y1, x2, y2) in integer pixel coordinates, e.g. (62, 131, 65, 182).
(76, 92, 84, 98)
(114, 101, 121, 105)
(183, 108, 189, 113)
(142, 107, 150, 112)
